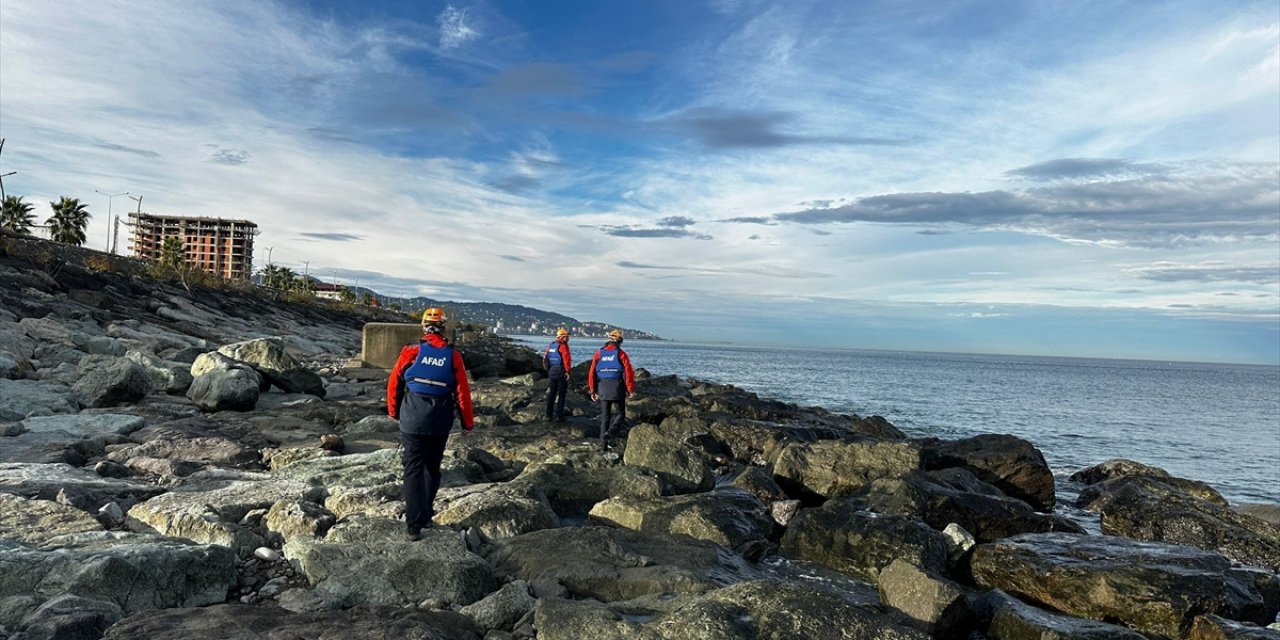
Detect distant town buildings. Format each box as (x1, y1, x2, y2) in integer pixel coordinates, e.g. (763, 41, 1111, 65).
(129, 212, 257, 280)
(312, 282, 343, 301)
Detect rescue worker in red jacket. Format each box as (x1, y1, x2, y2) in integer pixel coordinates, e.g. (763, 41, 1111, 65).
(543, 327, 572, 422)
(387, 308, 474, 540)
(588, 329, 635, 450)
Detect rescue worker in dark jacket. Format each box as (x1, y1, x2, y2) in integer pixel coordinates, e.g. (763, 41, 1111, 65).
(387, 308, 474, 540)
(543, 327, 572, 422)
(587, 329, 635, 450)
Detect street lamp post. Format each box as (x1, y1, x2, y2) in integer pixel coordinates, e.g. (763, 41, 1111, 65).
(94, 189, 129, 252)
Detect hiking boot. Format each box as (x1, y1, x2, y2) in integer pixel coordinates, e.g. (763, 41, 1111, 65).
(406, 528, 422, 541)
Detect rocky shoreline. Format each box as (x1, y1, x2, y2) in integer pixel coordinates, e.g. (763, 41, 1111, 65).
(1, 245, 1278, 640)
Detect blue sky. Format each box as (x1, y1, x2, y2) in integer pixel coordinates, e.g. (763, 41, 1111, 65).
(1, 0, 1277, 364)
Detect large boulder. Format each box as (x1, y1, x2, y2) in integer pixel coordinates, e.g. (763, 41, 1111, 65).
(0, 532, 236, 615)
(1078, 475, 1280, 573)
(877, 559, 973, 638)
(533, 579, 931, 640)
(283, 517, 496, 607)
(217, 337, 326, 398)
(458, 579, 535, 632)
(589, 489, 773, 551)
(773, 438, 923, 500)
(921, 434, 1055, 511)
(1188, 614, 1280, 639)
(102, 604, 485, 640)
(1070, 458, 1228, 506)
(622, 423, 714, 494)
(107, 416, 267, 478)
(986, 594, 1150, 640)
(0, 379, 78, 421)
(488, 526, 758, 603)
(511, 462, 664, 518)
(435, 482, 561, 541)
(852, 473, 1083, 542)
(72, 355, 153, 408)
(124, 350, 194, 395)
(128, 479, 323, 555)
(5, 593, 125, 640)
(186, 367, 260, 412)
(970, 532, 1280, 638)
(0, 462, 166, 508)
(779, 497, 951, 582)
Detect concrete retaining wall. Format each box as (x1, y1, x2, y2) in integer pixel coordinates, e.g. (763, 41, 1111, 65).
(361, 323, 423, 368)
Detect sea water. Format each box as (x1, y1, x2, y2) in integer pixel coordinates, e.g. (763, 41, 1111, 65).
(513, 337, 1280, 505)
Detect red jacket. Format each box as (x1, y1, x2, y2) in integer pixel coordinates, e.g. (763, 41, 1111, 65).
(543, 338, 572, 375)
(387, 333, 474, 429)
(587, 344, 634, 394)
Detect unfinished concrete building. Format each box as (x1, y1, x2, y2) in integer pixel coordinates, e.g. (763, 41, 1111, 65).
(129, 212, 258, 280)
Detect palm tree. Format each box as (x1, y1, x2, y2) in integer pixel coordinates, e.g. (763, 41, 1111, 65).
(159, 236, 185, 270)
(0, 195, 35, 235)
(47, 197, 91, 245)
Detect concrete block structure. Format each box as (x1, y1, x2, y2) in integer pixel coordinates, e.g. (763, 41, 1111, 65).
(362, 322, 425, 368)
(129, 212, 258, 280)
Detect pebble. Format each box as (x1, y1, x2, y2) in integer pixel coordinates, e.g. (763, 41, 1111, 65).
(254, 547, 282, 562)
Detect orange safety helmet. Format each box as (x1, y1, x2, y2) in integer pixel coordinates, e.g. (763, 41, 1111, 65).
(421, 308, 447, 325)
(556, 327, 570, 338)
(607, 329, 623, 342)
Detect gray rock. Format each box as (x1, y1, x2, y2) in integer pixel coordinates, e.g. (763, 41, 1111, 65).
(921, 434, 1056, 512)
(622, 423, 714, 494)
(284, 517, 496, 607)
(728, 466, 788, 503)
(779, 497, 951, 583)
(435, 483, 561, 541)
(0, 379, 78, 421)
(510, 462, 664, 518)
(73, 355, 153, 408)
(0, 351, 33, 380)
(773, 438, 923, 499)
(1, 413, 145, 464)
(83, 335, 127, 356)
(459, 580, 535, 631)
(0, 531, 236, 615)
(487, 526, 758, 603)
(265, 499, 337, 543)
(218, 337, 326, 397)
(0, 462, 165, 506)
(589, 489, 773, 550)
(190, 351, 245, 377)
(13, 594, 124, 640)
(346, 414, 399, 434)
(125, 350, 194, 394)
(98, 502, 125, 528)
(101, 604, 486, 639)
(128, 479, 323, 555)
(1188, 614, 1280, 639)
(970, 532, 1280, 638)
(187, 368, 260, 412)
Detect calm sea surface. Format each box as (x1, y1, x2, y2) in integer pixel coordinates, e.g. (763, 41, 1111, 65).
(513, 336, 1280, 505)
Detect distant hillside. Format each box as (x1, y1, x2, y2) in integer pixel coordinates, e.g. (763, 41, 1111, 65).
(377, 295, 663, 341)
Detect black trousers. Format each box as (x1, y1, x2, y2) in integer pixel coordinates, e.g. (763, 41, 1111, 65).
(597, 381, 627, 445)
(401, 431, 450, 531)
(545, 374, 568, 419)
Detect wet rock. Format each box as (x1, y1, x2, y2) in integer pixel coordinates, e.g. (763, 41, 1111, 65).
(101, 604, 485, 640)
(1188, 614, 1280, 639)
(921, 434, 1055, 512)
(970, 532, 1280, 638)
(779, 497, 951, 582)
(1078, 475, 1280, 572)
(72, 355, 153, 408)
(488, 526, 758, 603)
(987, 595, 1149, 640)
(773, 438, 923, 500)
(1072, 458, 1228, 506)
(851, 473, 1084, 542)
(589, 488, 773, 550)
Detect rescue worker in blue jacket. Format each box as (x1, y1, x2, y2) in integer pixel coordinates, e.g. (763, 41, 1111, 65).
(387, 308, 474, 540)
(543, 327, 572, 422)
(587, 329, 635, 450)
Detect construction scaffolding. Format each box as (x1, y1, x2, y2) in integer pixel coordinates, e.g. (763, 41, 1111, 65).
(128, 212, 258, 280)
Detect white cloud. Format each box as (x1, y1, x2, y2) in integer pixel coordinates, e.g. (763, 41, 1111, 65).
(437, 5, 480, 50)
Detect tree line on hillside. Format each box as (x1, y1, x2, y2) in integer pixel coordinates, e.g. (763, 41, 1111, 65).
(1, 194, 93, 245)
